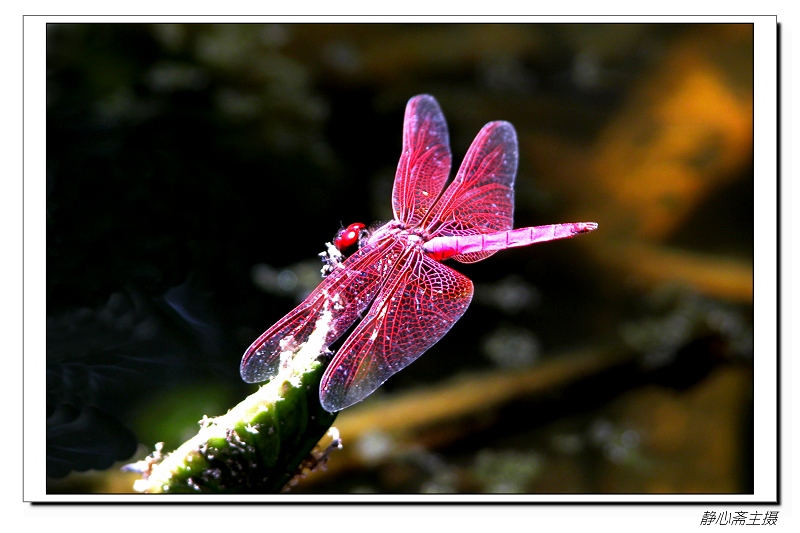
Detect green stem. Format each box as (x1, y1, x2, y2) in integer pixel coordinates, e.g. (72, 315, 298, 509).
(128, 321, 338, 493)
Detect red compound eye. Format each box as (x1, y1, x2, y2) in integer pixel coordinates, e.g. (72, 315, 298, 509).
(334, 222, 365, 251)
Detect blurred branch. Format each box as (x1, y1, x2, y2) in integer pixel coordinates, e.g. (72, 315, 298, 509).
(302, 347, 635, 483)
(598, 240, 752, 303)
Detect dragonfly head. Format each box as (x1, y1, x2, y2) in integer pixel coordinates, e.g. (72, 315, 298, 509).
(333, 222, 366, 253)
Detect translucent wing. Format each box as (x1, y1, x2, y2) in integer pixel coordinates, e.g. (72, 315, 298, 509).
(425, 121, 518, 263)
(240, 239, 399, 383)
(392, 95, 452, 227)
(319, 249, 473, 412)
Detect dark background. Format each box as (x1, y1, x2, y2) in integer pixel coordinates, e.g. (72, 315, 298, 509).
(45, 23, 755, 494)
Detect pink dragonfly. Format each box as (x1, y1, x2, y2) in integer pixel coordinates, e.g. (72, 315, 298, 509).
(241, 94, 597, 412)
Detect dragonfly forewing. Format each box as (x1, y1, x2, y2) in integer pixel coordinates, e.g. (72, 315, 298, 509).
(392, 95, 452, 228)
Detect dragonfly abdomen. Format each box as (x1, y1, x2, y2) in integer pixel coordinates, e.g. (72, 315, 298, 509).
(423, 222, 597, 261)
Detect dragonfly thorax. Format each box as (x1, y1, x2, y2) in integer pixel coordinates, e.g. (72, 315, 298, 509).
(364, 219, 432, 249)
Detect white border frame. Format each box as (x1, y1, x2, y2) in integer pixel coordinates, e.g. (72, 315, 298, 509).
(22, 15, 778, 507)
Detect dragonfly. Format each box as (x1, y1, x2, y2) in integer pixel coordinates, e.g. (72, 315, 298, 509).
(241, 94, 597, 412)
